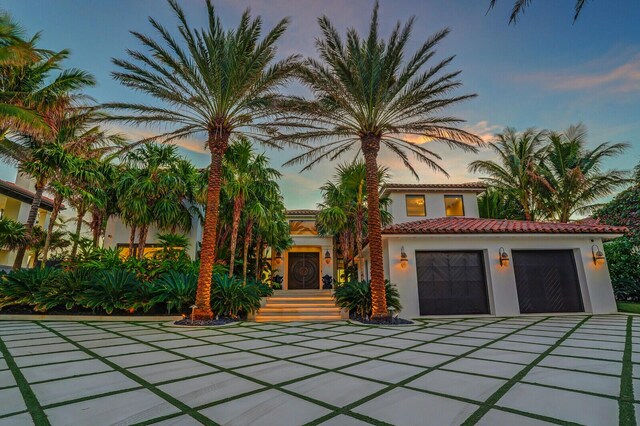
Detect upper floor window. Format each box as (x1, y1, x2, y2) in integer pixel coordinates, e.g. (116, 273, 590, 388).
(444, 195, 465, 216)
(289, 220, 318, 235)
(405, 194, 426, 216)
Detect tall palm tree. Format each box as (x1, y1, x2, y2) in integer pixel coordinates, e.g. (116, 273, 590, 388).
(107, 0, 298, 320)
(117, 144, 195, 259)
(537, 124, 629, 222)
(0, 11, 50, 127)
(223, 138, 281, 277)
(278, 3, 482, 319)
(317, 161, 392, 279)
(469, 128, 547, 221)
(1, 57, 95, 268)
(488, 0, 589, 24)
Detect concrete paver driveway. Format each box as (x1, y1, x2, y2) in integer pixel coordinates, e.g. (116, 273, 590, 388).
(0, 314, 636, 425)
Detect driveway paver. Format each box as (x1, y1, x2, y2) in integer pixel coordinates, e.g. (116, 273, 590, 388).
(0, 314, 635, 425)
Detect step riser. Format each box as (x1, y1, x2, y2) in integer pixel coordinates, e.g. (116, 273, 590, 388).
(258, 290, 342, 322)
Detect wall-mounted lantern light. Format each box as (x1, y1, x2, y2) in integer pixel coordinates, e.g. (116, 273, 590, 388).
(592, 244, 605, 265)
(324, 250, 331, 264)
(400, 246, 408, 268)
(499, 247, 510, 267)
(274, 250, 283, 266)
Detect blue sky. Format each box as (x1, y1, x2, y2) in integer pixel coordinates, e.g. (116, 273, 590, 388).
(2, 0, 640, 208)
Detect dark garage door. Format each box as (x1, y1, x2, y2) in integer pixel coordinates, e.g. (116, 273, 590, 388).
(416, 251, 490, 315)
(513, 250, 584, 314)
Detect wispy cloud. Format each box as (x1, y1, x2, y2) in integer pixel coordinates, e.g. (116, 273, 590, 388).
(106, 125, 208, 156)
(517, 51, 640, 94)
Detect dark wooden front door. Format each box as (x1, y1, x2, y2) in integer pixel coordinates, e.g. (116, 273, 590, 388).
(416, 251, 490, 315)
(513, 250, 584, 314)
(288, 252, 320, 290)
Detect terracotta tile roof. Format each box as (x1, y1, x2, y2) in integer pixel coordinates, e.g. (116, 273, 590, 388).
(381, 217, 627, 235)
(0, 179, 55, 211)
(382, 182, 486, 194)
(285, 209, 319, 216)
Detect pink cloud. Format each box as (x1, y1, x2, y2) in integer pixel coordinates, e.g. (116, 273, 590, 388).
(517, 52, 640, 93)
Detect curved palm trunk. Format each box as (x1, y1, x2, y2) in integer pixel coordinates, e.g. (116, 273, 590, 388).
(41, 193, 63, 265)
(70, 206, 87, 259)
(128, 224, 137, 258)
(355, 207, 364, 280)
(361, 135, 388, 319)
(12, 182, 44, 269)
(255, 236, 263, 280)
(137, 225, 149, 260)
(228, 196, 244, 277)
(242, 218, 253, 283)
(194, 131, 229, 320)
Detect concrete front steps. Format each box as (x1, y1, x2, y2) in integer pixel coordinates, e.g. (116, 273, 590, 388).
(254, 289, 345, 322)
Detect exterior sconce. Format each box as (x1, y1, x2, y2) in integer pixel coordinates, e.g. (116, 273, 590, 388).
(592, 245, 605, 265)
(400, 246, 408, 268)
(274, 251, 283, 266)
(324, 250, 331, 264)
(499, 247, 510, 267)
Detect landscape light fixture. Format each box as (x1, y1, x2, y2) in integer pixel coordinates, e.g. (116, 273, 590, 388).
(275, 251, 283, 266)
(400, 246, 408, 268)
(324, 250, 331, 264)
(592, 245, 605, 265)
(499, 247, 510, 267)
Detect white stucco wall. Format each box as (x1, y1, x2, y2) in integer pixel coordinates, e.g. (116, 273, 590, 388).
(104, 214, 201, 259)
(361, 234, 618, 319)
(387, 191, 481, 224)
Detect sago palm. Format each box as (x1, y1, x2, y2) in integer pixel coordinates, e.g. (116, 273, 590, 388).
(537, 124, 629, 222)
(279, 3, 482, 318)
(469, 128, 546, 221)
(107, 0, 298, 320)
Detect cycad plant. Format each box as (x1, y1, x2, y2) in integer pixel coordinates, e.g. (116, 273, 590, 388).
(278, 3, 482, 318)
(108, 0, 298, 320)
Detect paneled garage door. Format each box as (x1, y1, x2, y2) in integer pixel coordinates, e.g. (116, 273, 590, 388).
(513, 250, 584, 314)
(416, 251, 490, 315)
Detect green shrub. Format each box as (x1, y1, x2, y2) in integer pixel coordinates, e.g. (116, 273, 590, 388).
(79, 269, 139, 314)
(125, 281, 157, 313)
(151, 270, 197, 314)
(34, 268, 92, 312)
(333, 279, 402, 318)
(604, 238, 640, 301)
(0, 268, 64, 310)
(247, 278, 274, 298)
(210, 274, 262, 318)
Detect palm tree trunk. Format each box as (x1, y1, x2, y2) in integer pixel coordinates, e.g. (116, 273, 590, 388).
(12, 182, 44, 269)
(361, 135, 388, 319)
(255, 236, 263, 280)
(128, 224, 137, 258)
(70, 207, 86, 259)
(137, 225, 148, 259)
(41, 193, 63, 265)
(242, 218, 253, 283)
(91, 211, 101, 247)
(194, 131, 229, 320)
(355, 207, 364, 280)
(228, 196, 244, 277)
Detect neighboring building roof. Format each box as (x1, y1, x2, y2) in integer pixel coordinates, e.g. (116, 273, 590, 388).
(381, 217, 628, 235)
(0, 179, 55, 211)
(285, 209, 319, 216)
(381, 182, 487, 195)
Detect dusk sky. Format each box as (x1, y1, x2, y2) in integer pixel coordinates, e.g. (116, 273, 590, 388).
(2, 0, 639, 209)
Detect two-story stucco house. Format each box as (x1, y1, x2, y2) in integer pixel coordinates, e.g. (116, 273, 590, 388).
(358, 183, 625, 318)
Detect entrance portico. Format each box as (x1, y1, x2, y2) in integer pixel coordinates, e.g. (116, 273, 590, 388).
(271, 210, 335, 290)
